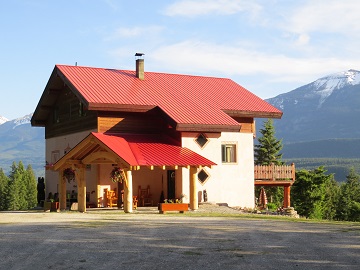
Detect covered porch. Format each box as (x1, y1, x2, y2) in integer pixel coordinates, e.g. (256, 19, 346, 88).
(52, 132, 216, 213)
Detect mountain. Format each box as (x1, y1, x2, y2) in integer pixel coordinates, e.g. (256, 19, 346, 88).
(262, 69, 360, 180)
(0, 115, 8, 124)
(1, 69, 360, 179)
(0, 113, 45, 176)
(266, 69, 360, 143)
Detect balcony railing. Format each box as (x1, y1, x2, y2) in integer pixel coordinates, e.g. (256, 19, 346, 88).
(254, 163, 295, 186)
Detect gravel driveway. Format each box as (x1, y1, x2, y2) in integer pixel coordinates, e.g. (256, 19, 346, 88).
(1, 206, 359, 270)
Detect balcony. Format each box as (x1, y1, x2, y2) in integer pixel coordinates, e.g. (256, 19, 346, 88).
(254, 163, 295, 186)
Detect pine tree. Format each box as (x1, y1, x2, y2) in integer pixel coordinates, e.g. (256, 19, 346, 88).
(0, 168, 8, 210)
(24, 164, 38, 209)
(335, 167, 360, 221)
(6, 162, 20, 210)
(254, 119, 283, 165)
(254, 119, 284, 205)
(15, 161, 27, 210)
(292, 166, 337, 219)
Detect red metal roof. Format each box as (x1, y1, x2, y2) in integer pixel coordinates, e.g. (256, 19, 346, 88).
(92, 132, 216, 167)
(56, 65, 282, 128)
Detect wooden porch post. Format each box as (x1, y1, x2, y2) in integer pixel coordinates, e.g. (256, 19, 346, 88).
(283, 186, 291, 208)
(124, 170, 133, 213)
(76, 166, 86, 212)
(59, 170, 67, 211)
(189, 166, 198, 211)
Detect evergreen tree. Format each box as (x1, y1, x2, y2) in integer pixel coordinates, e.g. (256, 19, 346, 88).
(254, 119, 283, 165)
(292, 167, 337, 219)
(335, 167, 360, 221)
(0, 168, 8, 210)
(6, 162, 20, 210)
(14, 161, 27, 210)
(24, 164, 38, 209)
(254, 119, 284, 206)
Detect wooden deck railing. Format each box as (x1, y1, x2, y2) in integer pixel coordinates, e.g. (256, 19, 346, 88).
(254, 163, 295, 183)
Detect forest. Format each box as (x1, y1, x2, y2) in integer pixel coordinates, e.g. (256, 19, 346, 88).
(255, 119, 360, 222)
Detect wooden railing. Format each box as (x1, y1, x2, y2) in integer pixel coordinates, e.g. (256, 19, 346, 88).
(254, 163, 295, 183)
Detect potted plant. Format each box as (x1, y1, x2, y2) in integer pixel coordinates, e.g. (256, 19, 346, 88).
(63, 167, 75, 183)
(159, 195, 189, 214)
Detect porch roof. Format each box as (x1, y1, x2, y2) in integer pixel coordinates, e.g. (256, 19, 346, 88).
(53, 132, 216, 170)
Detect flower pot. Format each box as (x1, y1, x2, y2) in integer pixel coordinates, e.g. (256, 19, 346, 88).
(158, 203, 189, 214)
(43, 201, 51, 212)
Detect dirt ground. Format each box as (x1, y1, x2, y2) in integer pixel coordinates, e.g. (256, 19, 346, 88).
(1, 207, 359, 270)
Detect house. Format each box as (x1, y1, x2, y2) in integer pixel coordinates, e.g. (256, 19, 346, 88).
(31, 55, 282, 212)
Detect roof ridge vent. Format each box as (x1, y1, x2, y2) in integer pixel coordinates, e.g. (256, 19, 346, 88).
(135, 52, 145, 80)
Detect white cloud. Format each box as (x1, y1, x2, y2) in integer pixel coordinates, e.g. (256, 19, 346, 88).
(163, 0, 262, 17)
(284, 0, 360, 36)
(150, 40, 356, 83)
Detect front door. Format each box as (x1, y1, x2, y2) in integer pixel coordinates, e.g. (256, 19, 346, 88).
(167, 170, 175, 200)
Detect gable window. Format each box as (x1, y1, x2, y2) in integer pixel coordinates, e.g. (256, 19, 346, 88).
(53, 107, 59, 124)
(195, 133, 208, 148)
(221, 144, 237, 163)
(79, 102, 86, 117)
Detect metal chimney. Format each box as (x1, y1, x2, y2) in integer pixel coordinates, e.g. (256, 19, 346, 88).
(135, 52, 145, 80)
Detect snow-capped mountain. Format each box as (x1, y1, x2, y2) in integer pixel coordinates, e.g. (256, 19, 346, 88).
(12, 113, 32, 128)
(265, 69, 360, 144)
(270, 69, 360, 111)
(0, 115, 8, 125)
(0, 112, 44, 176)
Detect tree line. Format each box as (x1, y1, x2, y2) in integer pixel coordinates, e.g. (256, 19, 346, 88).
(0, 161, 38, 211)
(255, 119, 360, 222)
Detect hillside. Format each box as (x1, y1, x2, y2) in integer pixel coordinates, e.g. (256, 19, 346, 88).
(266, 69, 360, 143)
(260, 69, 360, 180)
(0, 114, 45, 176)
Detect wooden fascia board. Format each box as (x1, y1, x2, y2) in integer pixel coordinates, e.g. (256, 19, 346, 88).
(176, 123, 241, 132)
(31, 120, 46, 127)
(223, 110, 283, 119)
(87, 103, 156, 113)
(254, 180, 294, 186)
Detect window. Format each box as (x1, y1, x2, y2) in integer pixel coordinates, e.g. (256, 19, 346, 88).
(198, 169, 210, 184)
(221, 144, 237, 163)
(195, 133, 208, 148)
(79, 102, 86, 117)
(53, 107, 59, 123)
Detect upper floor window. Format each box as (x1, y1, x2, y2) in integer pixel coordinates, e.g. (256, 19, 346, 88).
(53, 107, 59, 124)
(79, 102, 86, 117)
(195, 133, 208, 148)
(221, 144, 237, 163)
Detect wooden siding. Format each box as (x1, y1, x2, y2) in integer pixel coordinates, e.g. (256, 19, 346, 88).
(97, 111, 182, 142)
(233, 117, 255, 133)
(45, 88, 97, 139)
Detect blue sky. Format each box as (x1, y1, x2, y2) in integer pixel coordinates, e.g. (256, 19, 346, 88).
(1, 0, 359, 120)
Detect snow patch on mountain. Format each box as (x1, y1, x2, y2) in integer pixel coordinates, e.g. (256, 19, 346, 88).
(314, 69, 360, 108)
(12, 113, 32, 129)
(0, 115, 9, 125)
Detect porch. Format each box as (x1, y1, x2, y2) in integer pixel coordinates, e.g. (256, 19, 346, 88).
(254, 163, 295, 208)
(52, 132, 216, 213)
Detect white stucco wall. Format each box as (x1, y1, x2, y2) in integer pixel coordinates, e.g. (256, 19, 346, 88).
(45, 130, 96, 199)
(181, 132, 255, 208)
